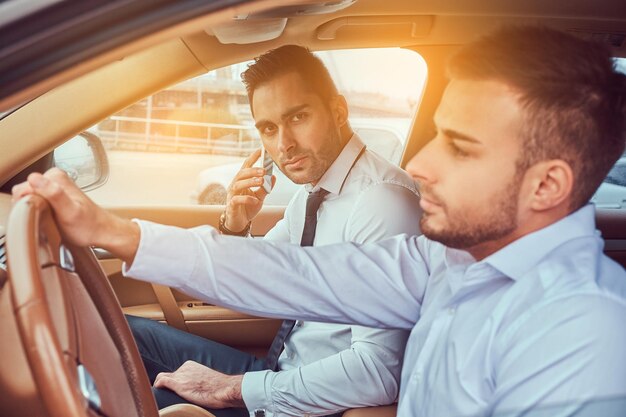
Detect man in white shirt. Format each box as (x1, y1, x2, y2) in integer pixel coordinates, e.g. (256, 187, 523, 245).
(124, 45, 421, 416)
(13, 26, 626, 417)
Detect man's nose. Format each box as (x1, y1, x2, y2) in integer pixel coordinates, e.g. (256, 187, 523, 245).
(405, 138, 436, 185)
(277, 126, 296, 153)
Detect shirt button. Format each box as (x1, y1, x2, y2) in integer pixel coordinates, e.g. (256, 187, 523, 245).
(448, 307, 456, 315)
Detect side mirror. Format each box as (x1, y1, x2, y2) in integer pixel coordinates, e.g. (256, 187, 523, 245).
(53, 131, 109, 191)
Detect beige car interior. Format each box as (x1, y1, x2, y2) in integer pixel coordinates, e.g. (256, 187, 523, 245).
(0, 0, 625, 416)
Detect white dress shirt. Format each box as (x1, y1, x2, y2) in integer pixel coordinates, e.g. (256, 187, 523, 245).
(126, 204, 626, 417)
(241, 135, 421, 415)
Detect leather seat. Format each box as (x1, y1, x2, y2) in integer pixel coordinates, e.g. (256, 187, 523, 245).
(159, 404, 216, 417)
(343, 404, 397, 417)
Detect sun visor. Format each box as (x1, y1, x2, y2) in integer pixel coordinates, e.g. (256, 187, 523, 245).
(210, 18, 287, 44)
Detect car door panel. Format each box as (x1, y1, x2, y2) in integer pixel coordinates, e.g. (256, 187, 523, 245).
(100, 205, 284, 354)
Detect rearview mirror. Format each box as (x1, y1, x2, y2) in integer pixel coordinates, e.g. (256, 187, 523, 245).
(53, 131, 109, 191)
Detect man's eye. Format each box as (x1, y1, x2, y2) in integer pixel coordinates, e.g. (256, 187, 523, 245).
(291, 113, 306, 122)
(262, 125, 277, 136)
(448, 141, 469, 158)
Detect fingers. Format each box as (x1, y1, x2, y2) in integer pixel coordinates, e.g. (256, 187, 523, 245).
(153, 361, 205, 392)
(233, 167, 265, 183)
(227, 166, 265, 201)
(231, 175, 265, 194)
(44, 167, 72, 182)
(153, 372, 175, 390)
(11, 182, 35, 202)
(252, 175, 276, 200)
(151, 362, 242, 409)
(25, 171, 76, 211)
(223, 150, 272, 228)
(11, 169, 74, 204)
(44, 167, 78, 189)
(239, 148, 262, 170)
(226, 172, 273, 211)
(10, 167, 129, 252)
(230, 194, 262, 207)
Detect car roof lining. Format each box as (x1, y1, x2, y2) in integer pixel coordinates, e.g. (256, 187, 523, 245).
(3, 0, 626, 112)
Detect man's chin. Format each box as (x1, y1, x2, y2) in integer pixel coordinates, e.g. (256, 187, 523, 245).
(420, 222, 444, 243)
(282, 164, 323, 185)
(284, 171, 314, 185)
(420, 214, 443, 234)
(420, 218, 465, 248)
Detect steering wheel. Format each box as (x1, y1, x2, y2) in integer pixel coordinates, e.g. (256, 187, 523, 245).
(5, 195, 159, 417)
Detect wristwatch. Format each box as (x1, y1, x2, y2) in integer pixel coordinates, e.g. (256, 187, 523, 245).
(218, 212, 251, 236)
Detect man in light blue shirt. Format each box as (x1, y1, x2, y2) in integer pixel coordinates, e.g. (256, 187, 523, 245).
(13, 26, 626, 416)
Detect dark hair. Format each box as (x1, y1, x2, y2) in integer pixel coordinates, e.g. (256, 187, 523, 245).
(241, 45, 338, 114)
(448, 25, 626, 210)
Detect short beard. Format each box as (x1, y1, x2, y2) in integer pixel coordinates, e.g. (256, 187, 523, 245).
(420, 171, 522, 250)
(280, 123, 344, 185)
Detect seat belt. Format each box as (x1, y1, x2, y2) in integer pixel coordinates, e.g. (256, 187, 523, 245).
(151, 284, 188, 332)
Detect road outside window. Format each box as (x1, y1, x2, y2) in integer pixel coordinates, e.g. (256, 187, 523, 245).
(85, 48, 427, 206)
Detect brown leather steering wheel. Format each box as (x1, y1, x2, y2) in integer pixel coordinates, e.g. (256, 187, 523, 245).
(6, 195, 159, 417)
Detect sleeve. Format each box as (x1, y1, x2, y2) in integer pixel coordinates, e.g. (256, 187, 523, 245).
(491, 294, 626, 417)
(242, 327, 408, 415)
(241, 183, 420, 415)
(124, 220, 427, 329)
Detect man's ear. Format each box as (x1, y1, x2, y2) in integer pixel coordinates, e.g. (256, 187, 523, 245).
(526, 159, 574, 211)
(331, 95, 349, 127)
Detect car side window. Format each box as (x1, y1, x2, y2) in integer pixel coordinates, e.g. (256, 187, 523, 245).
(592, 57, 626, 208)
(86, 48, 427, 206)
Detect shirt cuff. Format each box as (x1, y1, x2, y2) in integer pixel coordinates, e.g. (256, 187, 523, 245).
(242, 370, 274, 416)
(122, 219, 201, 286)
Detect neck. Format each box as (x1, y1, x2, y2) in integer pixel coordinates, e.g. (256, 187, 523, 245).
(465, 206, 572, 261)
(465, 233, 524, 261)
(310, 126, 354, 188)
(340, 124, 354, 146)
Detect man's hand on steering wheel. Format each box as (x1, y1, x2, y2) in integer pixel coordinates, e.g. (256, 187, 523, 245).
(11, 168, 140, 265)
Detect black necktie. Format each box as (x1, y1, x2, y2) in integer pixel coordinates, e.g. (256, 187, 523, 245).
(265, 188, 329, 370)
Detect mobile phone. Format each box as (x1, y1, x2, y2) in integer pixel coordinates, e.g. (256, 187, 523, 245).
(260, 147, 273, 194)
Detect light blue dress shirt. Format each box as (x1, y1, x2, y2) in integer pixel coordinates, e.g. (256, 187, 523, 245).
(126, 204, 626, 416)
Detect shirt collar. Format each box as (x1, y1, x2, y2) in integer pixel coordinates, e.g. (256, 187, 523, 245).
(305, 133, 365, 195)
(484, 204, 598, 281)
